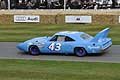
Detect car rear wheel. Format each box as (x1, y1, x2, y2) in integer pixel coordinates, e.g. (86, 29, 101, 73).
(74, 47, 87, 57)
(29, 45, 40, 55)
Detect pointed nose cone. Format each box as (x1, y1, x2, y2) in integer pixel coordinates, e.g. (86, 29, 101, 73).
(17, 43, 24, 51)
(17, 42, 28, 52)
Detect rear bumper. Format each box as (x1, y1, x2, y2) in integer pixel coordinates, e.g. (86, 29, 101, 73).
(101, 40, 112, 50)
(87, 41, 112, 54)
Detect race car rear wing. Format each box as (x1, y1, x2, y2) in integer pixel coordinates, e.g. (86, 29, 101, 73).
(91, 28, 110, 42)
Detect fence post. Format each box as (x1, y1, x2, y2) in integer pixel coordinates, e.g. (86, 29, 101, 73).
(8, 0, 10, 10)
(64, 0, 66, 10)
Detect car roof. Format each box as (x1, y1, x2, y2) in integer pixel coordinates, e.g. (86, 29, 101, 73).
(54, 31, 84, 40)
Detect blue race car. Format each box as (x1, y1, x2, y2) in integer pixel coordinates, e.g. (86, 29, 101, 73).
(17, 28, 112, 57)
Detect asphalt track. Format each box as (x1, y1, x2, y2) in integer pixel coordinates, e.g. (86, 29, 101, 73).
(0, 42, 120, 63)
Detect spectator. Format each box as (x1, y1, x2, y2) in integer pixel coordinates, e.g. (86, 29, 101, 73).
(26, 1, 33, 9)
(31, 0, 37, 9)
(39, 0, 47, 9)
(66, 0, 72, 9)
(51, 0, 61, 9)
(70, 0, 80, 9)
(112, 0, 117, 8)
(16, 0, 27, 9)
(1, 0, 6, 9)
(59, 0, 64, 8)
(47, 0, 52, 8)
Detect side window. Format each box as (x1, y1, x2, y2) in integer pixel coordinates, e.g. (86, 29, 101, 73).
(50, 35, 65, 42)
(50, 35, 58, 41)
(57, 36, 65, 42)
(80, 33, 91, 40)
(50, 35, 75, 42)
(65, 36, 75, 42)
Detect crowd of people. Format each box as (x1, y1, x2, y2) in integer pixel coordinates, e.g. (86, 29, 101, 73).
(66, 0, 120, 9)
(0, 0, 64, 9)
(13, 0, 64, 9)
(66, 0, 94, 9)
(0, 0, 120, 9)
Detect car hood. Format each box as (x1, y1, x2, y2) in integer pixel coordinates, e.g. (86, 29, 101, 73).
(17, 36, 51, 52)
(24, 36, 51, 43)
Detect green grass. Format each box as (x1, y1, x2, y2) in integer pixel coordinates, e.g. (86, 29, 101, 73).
(0, 23, 120, 44)
(0, 59, 120, 80)
(0, 24, 120, 80)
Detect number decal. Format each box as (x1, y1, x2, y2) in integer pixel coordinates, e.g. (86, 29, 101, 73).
(55, 43, 61, 51)
(48, 43, 55, 51)
(49, 43, 61, 51)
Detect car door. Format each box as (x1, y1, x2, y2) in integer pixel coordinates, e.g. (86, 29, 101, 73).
(41, 35, 75, 54)
(48, 35, 75, 54)
(40, 35, 63, 53)
(60, 36, 75, 54)
(48, 35, 65, 53)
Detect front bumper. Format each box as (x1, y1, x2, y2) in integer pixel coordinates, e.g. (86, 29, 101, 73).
(17, 43, 28, 52)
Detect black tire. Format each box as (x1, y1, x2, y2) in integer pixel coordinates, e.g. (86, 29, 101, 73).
(29, 45, 40, 55)
(74, 47, 87, 57)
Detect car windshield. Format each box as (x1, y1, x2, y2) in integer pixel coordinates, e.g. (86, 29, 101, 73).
(80, 33, 92, 40)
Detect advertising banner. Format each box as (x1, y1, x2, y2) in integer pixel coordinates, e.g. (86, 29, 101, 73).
(65, 16, 92, 23)
(14, 15, 40, 23)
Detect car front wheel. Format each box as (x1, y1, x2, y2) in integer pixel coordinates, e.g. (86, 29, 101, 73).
(29, 45, 40, 55)
(74, 47, 87, 57)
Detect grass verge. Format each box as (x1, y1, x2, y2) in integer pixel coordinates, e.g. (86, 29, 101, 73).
(0, 59, 120, 80)
(0, 60, 120, 80)
(0, 23, 120, 44)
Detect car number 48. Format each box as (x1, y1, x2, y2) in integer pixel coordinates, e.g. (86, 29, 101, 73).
(49, 43, 61, 51)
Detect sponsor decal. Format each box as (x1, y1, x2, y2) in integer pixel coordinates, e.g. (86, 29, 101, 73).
(88, 46, 100, 49)
(76, 18, 80, 21)
(65, 16, 92, 23)
(49, 43, 61, 51)
(14, 15, 40, 22)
